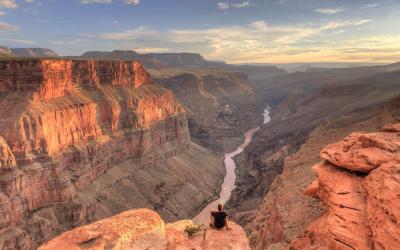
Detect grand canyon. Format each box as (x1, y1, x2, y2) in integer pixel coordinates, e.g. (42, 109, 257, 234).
(0, 0, 400, 249)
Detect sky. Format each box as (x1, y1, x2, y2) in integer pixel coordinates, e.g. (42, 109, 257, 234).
(0, 0, 400, 63)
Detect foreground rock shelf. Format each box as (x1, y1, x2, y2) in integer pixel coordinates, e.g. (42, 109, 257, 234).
(39, 208, 251, 250)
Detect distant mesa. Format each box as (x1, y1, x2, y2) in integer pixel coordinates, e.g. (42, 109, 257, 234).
(10, 48, 59, 58)
(0, 45, 59, 58)
(78, 50, 219, 69)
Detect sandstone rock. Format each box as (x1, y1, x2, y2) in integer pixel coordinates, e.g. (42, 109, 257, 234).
(0, 58, 191, 248)
(364, 162, 400, 249)
(166, 220, 250, 250)
(39, 209, 167, 250)
(0, 136, 16, 170)
(320, 132, 400, 173)
(203, 222, 251, 250)
(40, 210, 251, 250)
(292, 124, 400, 250)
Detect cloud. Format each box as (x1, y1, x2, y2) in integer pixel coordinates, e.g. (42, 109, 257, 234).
(0, 0, 17, 8)
(314, 7, 347, 15)
(134, 47, 170, 53)
(97, 18, 373, 63)
(80, 0, 113, 4)
(218, 2, 229, 10)
(218, 1, 250, 10)
(0, 38, 34, 45)
(123, 0, 140, 5)
(0, 22, 18, 31)
(0, 10, 5, 16)
(80, 0, 140, 4)
(232, 1, 250, 8)
(361, 3, 380, 9)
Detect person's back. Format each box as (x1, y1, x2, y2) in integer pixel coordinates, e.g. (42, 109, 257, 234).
(210, 204, 229, 230)
(211, 210, 228, 229)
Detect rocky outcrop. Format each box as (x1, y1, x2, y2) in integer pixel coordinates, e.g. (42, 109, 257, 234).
(39, 209, 167, 250)
(10, 48, 59, 58)
(0, 136, 16, 170)
(246, 94, 400, 249)
(0, 59, 225, 249)
(40, 209, 251, 250)
(291, 125, 400, 250)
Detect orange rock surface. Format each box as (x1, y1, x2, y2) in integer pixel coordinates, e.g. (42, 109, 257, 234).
(39, 209, 251, 250)
(39, 209, 167, 250)
(0, 59, 190, 248)
(292, 124, 400, 249)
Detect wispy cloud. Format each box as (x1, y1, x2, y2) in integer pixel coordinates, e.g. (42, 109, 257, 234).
(97, 19, 373, 63)
(0, 22, 18, 31)
(0, 38, 34, 45)
(314, 7, 347, 15)
(80, 0, 140, 5)
(0, 10, 5, 16)
(360, 3, 380, 9)
(218, 1, 250, 10)
(80, 0, 112, 3)
(0, 0, 17, 8)
(134, 47, 170, 53)
(123, 0, 140, 5)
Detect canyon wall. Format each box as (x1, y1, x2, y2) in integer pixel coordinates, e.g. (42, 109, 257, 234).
(153, 70, 264, 152)
(0, 59, 224, 249)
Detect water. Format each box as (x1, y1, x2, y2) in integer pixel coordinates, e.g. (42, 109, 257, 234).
(192, 106, 271, 225)
(263, 106, 271, 124)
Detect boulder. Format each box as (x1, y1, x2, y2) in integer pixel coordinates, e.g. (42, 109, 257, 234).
(38, 209, 167, 250)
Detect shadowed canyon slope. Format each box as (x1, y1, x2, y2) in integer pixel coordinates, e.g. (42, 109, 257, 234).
(0, 59, 226, 249)
(229, 62, 400, 249)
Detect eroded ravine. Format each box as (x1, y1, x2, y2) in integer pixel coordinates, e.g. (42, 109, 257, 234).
(193, 107, 271, 225)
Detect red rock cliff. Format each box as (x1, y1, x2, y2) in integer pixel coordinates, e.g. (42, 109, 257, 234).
(0, 59, 150, 100)
(0, 59, 190, 249)
(291, 124, 400, 250)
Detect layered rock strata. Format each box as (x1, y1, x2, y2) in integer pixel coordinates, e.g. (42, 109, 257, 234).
(39, 208, 251, 250)
(291, 125, 400, 250)
(0, 59, 223, 249)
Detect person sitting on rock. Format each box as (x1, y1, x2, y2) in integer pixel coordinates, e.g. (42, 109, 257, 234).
(209, 204, 230, 230)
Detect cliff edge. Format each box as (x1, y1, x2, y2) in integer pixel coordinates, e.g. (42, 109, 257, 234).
(39, 208, 251, 250)
(291, 124, 400, 249)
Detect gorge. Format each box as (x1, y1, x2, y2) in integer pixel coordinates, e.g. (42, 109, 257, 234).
(0, 51, 399, 250)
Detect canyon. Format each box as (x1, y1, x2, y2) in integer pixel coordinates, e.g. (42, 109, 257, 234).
(229, 63, 400, 249)
(0, 49, 399, 250)
(0, 58, 230, 249)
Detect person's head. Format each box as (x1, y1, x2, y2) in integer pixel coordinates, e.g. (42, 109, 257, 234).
(217, 204, 223, 211)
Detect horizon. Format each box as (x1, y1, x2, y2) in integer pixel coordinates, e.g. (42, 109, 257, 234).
(0, 0, 400, 64)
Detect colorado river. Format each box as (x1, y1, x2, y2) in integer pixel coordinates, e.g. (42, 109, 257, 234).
(193, 127, 260, 225)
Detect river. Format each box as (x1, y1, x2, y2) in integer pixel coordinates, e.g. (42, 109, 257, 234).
(193, 106, 271, 225)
